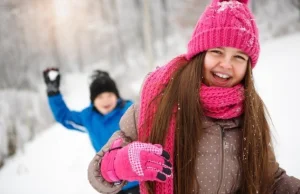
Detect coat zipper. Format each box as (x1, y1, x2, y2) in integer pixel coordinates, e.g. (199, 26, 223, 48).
(216, 127, 225, 194)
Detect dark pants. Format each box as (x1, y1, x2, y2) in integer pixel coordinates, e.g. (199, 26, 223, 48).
(117, 186, 140, 194)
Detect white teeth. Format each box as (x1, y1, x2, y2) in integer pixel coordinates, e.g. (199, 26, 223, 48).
(214, 72, 230, 79)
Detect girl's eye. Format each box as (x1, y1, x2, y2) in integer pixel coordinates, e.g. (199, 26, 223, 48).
(210, 50, 222, 54)
(235, 55, 246, 61)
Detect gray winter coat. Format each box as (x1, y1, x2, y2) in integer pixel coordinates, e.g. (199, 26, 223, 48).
(88, 103, 300, 194)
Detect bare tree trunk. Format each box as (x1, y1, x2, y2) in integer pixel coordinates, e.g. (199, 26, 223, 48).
(134, 0, 144, 48)
(251, 0, 256, 13)
(143, 0, 154, 71)
(161, 0, 168, 54)
(75, 30, 84, 71)
(297, 0, 300, 20)
(99, 0, 108, 21)
(49, 26, 62, 68)
(291, 0, 300, 19)
(49, 0, 62, 68)
(110, 0, 128, 67)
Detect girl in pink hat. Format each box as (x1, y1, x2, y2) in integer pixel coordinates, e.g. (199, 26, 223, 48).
(88, 0, 300, 193)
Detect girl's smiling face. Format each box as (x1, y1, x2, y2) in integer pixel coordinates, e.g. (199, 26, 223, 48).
(93, 92, 118, 115)
(203, 47, 249, 87)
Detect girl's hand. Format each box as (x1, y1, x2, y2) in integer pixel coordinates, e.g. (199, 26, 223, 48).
(101, 139, 172, 183)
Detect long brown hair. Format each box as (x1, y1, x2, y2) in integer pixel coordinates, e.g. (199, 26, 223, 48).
(239, 63, 275, 193)
(143, 52, 275, 194)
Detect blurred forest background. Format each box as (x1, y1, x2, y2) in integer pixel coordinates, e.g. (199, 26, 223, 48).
(1, 0, 300, 168)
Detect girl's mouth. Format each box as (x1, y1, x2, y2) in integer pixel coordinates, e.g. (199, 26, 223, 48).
(211, 72, 232, 87)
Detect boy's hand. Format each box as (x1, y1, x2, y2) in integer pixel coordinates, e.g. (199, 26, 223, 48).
(43, 67, 60, 96)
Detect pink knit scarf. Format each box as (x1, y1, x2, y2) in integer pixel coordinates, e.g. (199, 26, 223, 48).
(138, 55, 245, 194)
(200, 83, 244, 119)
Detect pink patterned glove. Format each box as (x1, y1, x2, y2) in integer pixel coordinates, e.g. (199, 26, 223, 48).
(100, 138, 172, 183)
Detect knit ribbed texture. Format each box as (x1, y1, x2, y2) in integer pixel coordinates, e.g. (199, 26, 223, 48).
(200, 83, 244, 119)
(186, 0, 259, 67)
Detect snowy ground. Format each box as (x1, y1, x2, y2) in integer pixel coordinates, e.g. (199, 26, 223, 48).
(254, 32, 300, 178)
(1, 33, 300, 194)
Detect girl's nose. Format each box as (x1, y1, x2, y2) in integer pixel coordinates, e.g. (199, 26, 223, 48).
(219, 57, 232, 69)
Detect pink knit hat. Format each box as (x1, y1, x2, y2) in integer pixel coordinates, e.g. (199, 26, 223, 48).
(186, 0, 260, 68)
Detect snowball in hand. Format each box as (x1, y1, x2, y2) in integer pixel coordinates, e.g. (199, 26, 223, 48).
(48, 70, 59, 81)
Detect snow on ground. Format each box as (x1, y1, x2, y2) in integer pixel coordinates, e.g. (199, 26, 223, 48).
(0, 72, 98, 194)
(0, 124, 97, 194)
(0, 33, 300, 194)
(254, 32, 300, 178)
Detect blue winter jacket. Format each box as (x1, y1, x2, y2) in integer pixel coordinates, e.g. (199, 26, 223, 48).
(48, 94, 139, 190)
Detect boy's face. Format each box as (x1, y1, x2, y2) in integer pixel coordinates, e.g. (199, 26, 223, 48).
(93, 92, 118, 115)
(203, 47, 249, 87)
